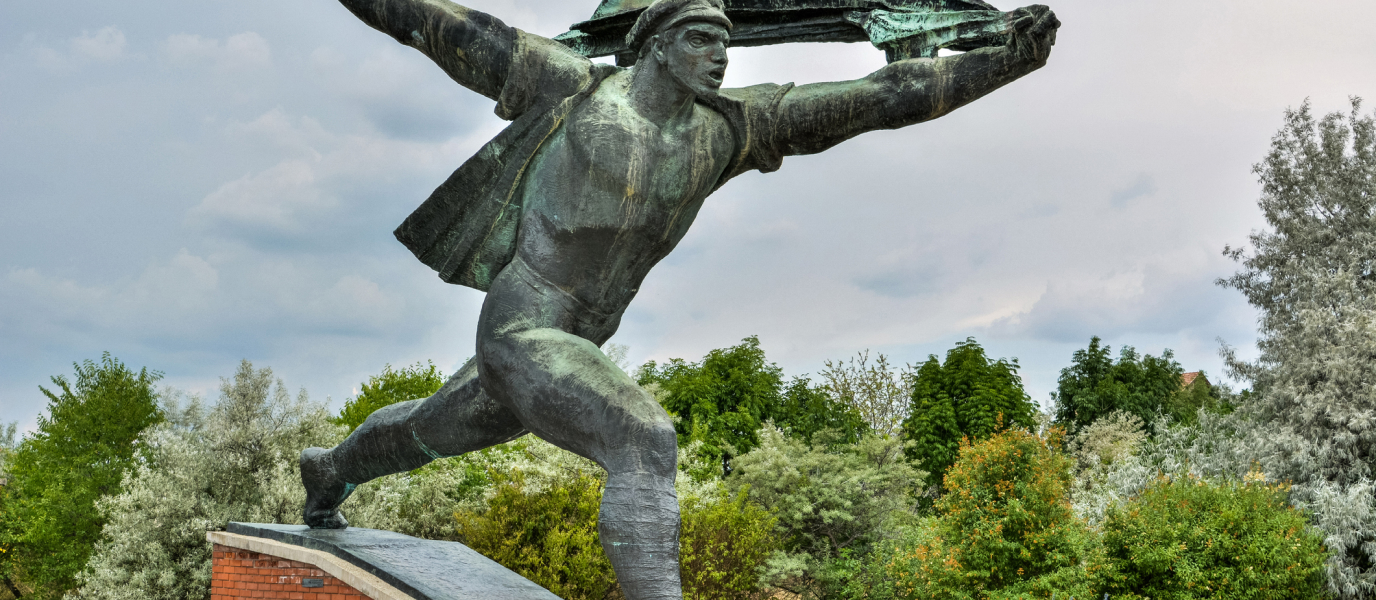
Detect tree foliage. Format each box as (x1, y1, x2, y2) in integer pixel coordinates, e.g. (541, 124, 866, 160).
(0, 422, 21, 599)
(77, 361, 339, 600)
(680, 488, 779, 600)
(0, 422, 16, 478)
(776, 377, 871, 447)
(1100, 477, 1327, 599)
(1216, 98, 1376, 598)
(886, 428, 1099, 600)
(638, 337, 866, 474)
(333, 361, 445, 433)
(819, 351, 915, 438)
(638, 337, 784, 473)
(456, 467, 614, 600)
(454, 434, 779, 600)
(900, 338, 1037, 483)
(732, 426, 923, 599)
(0, 354, 163, 599)
(1050, 337, 1185, 436)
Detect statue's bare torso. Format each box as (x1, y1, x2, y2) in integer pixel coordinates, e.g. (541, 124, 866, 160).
(516, 71, 735, 317)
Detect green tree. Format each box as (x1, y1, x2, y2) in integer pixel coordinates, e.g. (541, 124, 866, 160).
(900, 338, 1037, 483)
(333, 361, 445, 432)
(638, 336, 865, 474)
(886, 428, 1100, 600)
(774, 377, 870, 447)
(0, 421, 23, 599)
(0, 354, 162, 599)
(1162, 372, 1229, 426)
(1217, 98, 1376, 598)
(1100, 477, 1327, 599)
(819, 351, 915, 438)
(1051, 336, 1185, 436)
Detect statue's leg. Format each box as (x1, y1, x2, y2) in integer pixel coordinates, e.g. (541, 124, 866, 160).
(301, 356, 527, 528)
(478, 323, 681, 600)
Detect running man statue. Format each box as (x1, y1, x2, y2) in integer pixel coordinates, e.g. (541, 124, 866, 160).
(300, 0, 1059, 598)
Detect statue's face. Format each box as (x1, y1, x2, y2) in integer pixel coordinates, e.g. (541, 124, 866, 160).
(658, 22, 729, 97)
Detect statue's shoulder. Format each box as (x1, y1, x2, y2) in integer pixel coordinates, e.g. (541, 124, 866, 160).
(717, 82, 793, 104)
(708, 82, 796, 125)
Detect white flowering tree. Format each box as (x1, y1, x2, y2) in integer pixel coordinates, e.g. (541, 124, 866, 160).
(1219, 98, 1376, 599)
(77, 361, 340, 600)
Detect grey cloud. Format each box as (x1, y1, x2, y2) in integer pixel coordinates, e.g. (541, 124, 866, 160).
(988, 260, 1241, 344)
(71, 27, 128, 62)
(1110, 173, 1157, 206)
(162, 32, 272, 71)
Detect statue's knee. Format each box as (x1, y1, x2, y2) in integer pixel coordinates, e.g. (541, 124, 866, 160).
(359, 397, 419, 428)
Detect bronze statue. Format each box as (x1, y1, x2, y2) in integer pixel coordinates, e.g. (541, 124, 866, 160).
(300, 0, 1058, 598)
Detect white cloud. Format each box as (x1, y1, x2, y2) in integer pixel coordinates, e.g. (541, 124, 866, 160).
(189, 106, 484, 239)
(71, 26, 127, 61)
(189, 159, 330, 234)
(28, 26, 128, 71)
(164, 32, 272, 71)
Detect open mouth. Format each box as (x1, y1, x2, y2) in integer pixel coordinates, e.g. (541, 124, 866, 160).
(707, 67, 726, 85)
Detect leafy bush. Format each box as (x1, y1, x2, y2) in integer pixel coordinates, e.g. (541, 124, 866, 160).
(886, 428, 1100, 600)
(679, 487, 779, 600)
(1099, 476, 1327, 599)
(732, 426, 923, 599)
(341, 452, 498, 541)
(455, 466, 614, 600)
(1, 354, 163, 599)
(333, 361, 445, 433)
(1163, 373, 1230, 426)
(902, 338, 1037, 485)
(455, 435, 779, 600)
(1068, 410, 1146, 475)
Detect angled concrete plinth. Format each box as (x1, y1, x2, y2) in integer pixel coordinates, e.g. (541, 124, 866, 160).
(227, 522, 562, 600)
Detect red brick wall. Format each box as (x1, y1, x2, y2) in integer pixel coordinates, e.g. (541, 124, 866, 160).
(211, 543, 372, 600)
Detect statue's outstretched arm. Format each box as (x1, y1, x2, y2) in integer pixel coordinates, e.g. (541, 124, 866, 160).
(772, 5, 1060, 157)
(338, 0, 515, 101)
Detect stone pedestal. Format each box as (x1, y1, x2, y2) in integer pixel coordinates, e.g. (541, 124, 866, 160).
(210, 523, 563, 600)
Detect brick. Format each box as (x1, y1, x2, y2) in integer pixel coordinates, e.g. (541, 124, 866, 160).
(211, 544, 368, 600)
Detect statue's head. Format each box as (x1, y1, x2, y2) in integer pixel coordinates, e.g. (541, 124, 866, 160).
(627, 0, 732, 97)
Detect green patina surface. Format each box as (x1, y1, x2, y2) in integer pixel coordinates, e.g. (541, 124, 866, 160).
(560, 0, 1013, 63)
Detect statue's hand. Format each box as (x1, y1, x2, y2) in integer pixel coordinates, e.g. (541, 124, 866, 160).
(1005, 5, 1060, 65)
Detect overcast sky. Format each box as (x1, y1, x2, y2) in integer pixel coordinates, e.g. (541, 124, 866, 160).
(3, 0, 1374, 432)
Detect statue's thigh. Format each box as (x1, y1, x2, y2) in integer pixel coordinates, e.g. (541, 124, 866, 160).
(479, 326, 676, 475)
(408, 356, 529, 457)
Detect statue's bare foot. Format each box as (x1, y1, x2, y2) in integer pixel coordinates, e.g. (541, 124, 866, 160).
(301, 447, 352, 529)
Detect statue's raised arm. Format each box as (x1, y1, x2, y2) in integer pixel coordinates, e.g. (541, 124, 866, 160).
(337, 0, 517, 101)
(773, 4, 1059, 156)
